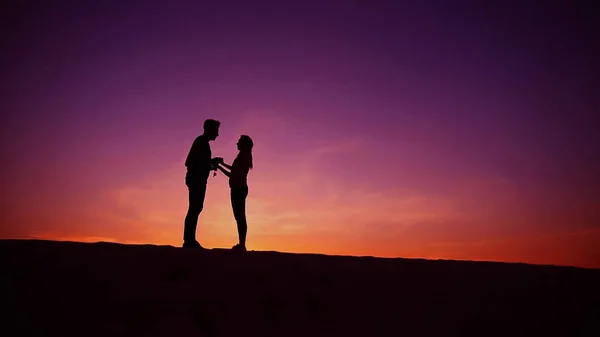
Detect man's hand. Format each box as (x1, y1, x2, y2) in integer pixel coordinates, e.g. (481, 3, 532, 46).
(211, 157, 223, 168)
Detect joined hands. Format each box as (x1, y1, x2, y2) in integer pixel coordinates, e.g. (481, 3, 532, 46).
(211, 157, 224, 169)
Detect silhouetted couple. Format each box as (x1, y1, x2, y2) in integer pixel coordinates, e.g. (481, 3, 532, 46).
(182, 119, 253, 252)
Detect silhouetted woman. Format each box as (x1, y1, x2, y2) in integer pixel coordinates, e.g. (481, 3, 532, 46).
(216, 135, 253, 252)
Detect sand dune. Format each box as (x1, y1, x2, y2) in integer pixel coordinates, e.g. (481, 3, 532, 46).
(2, 239, 598, 336)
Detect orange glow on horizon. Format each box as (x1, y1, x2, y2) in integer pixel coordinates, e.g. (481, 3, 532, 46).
(3, 117, 599, 270)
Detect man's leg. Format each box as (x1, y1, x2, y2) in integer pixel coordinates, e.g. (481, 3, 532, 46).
(183, 182, 207, 246)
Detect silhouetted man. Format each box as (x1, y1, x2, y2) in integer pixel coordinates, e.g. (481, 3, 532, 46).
(182, 119, 221, 248)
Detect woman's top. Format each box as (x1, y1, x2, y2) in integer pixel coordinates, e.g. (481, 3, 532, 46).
(229, 151, 252, 188)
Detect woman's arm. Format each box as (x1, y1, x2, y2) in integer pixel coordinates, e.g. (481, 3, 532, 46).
(217, 164, 231, 178)
(220, 162, 233, 171)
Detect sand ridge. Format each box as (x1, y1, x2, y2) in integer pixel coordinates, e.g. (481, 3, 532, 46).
(2, 239, 598, 336)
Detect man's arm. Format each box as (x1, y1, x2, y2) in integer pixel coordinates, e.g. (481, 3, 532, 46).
(186, 137, 212, 171)
(184, 139, 199, 167)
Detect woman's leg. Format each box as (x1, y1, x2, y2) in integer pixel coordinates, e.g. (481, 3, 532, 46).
(231, 186, 249, 247)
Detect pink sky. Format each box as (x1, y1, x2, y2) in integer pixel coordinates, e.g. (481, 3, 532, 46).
(2, 0, 599, 268)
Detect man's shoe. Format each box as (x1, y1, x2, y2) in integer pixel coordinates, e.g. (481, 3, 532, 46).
(183, 240, 204, 249)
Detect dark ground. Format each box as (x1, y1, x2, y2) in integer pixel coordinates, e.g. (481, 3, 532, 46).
(1, 239, 598, 336)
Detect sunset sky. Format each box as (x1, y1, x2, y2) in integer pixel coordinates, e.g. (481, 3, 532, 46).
(2, 0, 599, 268)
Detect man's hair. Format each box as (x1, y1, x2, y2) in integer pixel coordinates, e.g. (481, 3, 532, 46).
(203, 119, 220, 131)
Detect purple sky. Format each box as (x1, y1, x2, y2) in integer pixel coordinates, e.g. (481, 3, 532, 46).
(2, 0, 599, 267)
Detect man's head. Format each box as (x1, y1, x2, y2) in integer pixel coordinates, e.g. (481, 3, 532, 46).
(203, 119, 220, 141)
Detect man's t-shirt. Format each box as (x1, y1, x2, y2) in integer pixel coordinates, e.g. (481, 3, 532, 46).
(185, 135, 212, 182)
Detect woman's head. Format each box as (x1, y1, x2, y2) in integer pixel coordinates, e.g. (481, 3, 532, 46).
(237, 135, 253, 152)
(236, 135, 253, 169)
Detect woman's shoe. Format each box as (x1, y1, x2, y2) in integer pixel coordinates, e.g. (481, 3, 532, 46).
(183, 240, 204, 249)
